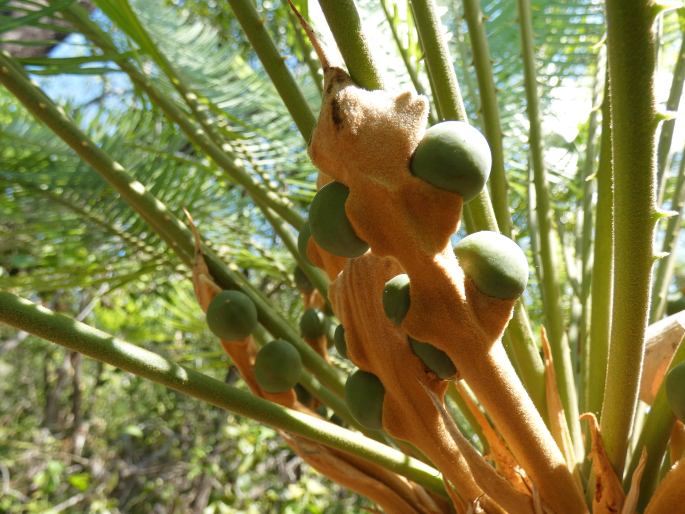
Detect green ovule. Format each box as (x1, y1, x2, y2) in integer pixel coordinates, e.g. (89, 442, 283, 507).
(254, 339, 303, 393)
(298, 221, 312, 264)
(294, 383, 312, 405)
(409, 337, 457, 380)
(383, 274, 411, 325)
(345, 369, 385, 430)
(410, 121, 492, 202)
(334, 324, 347, 358)
(206, 290, 258, 340)
(454, 231, 529, 300)
(666, 361, 685, 422)
(294, 266, 314, 295)
(308, 181, 369, 258)
(299, 308, 326, 339)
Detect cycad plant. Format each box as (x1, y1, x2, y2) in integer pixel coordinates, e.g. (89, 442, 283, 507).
(2, 0, 685, 512)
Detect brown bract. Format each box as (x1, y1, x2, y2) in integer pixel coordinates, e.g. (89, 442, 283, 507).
(312, 65, 587, 514)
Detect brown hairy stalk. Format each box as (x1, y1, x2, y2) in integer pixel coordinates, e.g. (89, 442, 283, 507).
(311, 64, 586, 513)
(581, 412, 625, 514)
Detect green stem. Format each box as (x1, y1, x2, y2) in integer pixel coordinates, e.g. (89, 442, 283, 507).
(225, 0, 317, 140)
(600, 0, 658, 475)
(577, 64, 602, 413)
(516, 0, 583, 457)
(0, 291, 445, 496)
(287, 7, 323, 95)
(586, 77, 613, 419)
(380, 0, 434, 124)
(316, 0, 384, 90)
(656, 32, 685, 204)
(651, 149, 685, 322)
(461, 0, 513, 237)
(625, 334, 685, 509)
(0, 51, 344, 398)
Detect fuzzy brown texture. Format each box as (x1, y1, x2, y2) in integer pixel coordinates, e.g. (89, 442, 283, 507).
(644, 453, 685, 514)
(312, 66, 587, 514)
(306, 235, 348, 280)
(581, 413, 625, 514)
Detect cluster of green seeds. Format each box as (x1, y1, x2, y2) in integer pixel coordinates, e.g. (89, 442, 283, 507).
(206, 290, 303, 394)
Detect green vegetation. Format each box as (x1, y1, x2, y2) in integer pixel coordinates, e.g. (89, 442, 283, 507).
(666, 361, 685, 422)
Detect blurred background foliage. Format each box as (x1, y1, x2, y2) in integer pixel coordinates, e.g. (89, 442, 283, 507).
(1, 0, 684, 511)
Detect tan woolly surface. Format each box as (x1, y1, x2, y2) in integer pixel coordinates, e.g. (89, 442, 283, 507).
(312, 66, 587, 513)
(306, 235, 347, 280)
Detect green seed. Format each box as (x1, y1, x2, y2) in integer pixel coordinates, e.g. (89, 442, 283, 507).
(299, 308, 326, 339)
(383, 274, 411, 325)
(254, 340, 303, 393)
(206, 290, 258, 340)
(294, 384, 312, 405)
(308, 181, 369, 258)
(409, 337, 456, 380)
(294, 266, 314, 295)
(334, 324, 347, 359)
(666, 361, 685, 422)
(454, 231, 529, 300)
(410, 121, 491, 202)
(345, 370, 385, 430)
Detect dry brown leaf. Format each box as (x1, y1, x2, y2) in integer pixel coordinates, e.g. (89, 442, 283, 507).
(184, 209, 221, 312)
(422, 383, 535, 514)
(621, 447, 647, 514)
(644, 453, 685, 513)
(455, 381, 531, 495)
(580, 412, 625, 514)
(540, 327, 581, 487)
(640, 310, 685, 404)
